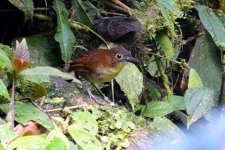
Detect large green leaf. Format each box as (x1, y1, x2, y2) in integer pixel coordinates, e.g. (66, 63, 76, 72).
(53, 0, 76, 63)
(115, 63, 143, 109)
(19, 66, 81, 84)
(143, 96, 185, 118)
(22, 34, 62, 66)
(0, 101, 54, 130)
(7, 135, 48, 150)
(0, 49, 12, 70)
(0, 123, 16, 149)
(156, 32, 174, 59)
(0, 80, 10, 100)
(71, 111, 98, 136)
(188, 68, 203, 88)
(68, 127, 102, 150)
(196, 5, 225, 49)
(71, 0, 97, 26)
(8, 0, 34, 20)
(189, 35, 222, 91)
(185, 88, 219, 127)
(45, 137, 67, 150)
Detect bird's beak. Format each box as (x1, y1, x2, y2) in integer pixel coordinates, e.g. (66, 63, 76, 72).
(124, 57, 139, 64)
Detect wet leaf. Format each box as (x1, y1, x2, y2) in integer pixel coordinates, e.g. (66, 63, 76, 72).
(92, 16, 141, 41)
(196, 5, 225, 49)
(115, 63, 143, 109)
(189, 35, 222, 91)
(185, 88, 219, 127)
(13, 38, 31, 73)
(0, 80, 10, 100)
(53, 0, 76, 63)
(0, 101, 54, 130)
(19, 66, 81, 84)
(68, 127, 102, 150)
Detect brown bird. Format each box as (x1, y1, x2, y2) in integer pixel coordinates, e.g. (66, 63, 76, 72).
(68, 47, 138, 104)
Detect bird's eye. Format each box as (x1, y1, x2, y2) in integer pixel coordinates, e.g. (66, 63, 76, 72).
(116, 53, 123, 59)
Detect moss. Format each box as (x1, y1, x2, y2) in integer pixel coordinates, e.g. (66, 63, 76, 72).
(0, 43, 13, 60)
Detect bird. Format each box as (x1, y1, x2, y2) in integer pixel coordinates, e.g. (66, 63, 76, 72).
(68, 47, 138, 104)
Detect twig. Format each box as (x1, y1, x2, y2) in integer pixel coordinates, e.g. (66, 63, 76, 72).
(178, 33, 204, 47)
(70, 21, 109, 49)
(104, 1, 131, 15)
(45, 104, 88, 112)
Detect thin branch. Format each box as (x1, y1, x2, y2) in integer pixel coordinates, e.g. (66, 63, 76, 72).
(45, 104, 88, 112)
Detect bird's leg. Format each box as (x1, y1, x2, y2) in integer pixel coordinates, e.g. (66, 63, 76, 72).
(82, 82, 103, 105)
(90, 83, 109, 102)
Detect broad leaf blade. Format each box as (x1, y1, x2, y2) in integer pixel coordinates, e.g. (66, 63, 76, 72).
(143, 96, 185, 118)
(189, 35, 222, 91)
(188, 68, 203, 88)
(0, 101, 54, 130)
(53, 0, 76, 63)
(156, 32, 174, 59)
(19, 66, 81, 84)
(0, 123, 16, 149)
(71, 111, 98, 136)
(71, 0, 95, 26)
(7, 135, 48, 150)
(0, 49, 12, 70)
(185, 88, 219, 127)
(115, 63, 143, 109)
(0, 80, 10, 100)
(68, 127, 102, 150)
(196, 5, 225, 49)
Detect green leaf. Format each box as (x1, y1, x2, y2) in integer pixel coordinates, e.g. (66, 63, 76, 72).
(71, 0, 96, 26)
(188, 68, 203, 88)
(0, 101, 54, 130)
(156, 0, 182, 36)
(0, 80, 10, 100)
(196, 5, 225, 49)
(0, 123, 16, 149)
(47, 128, 69, 150)
(71, 111, 98, 136)
(7, 135, 48, 150)
(22, 34, 62, 66)
(0, 49, 12, 70)
(115, 63, 143, 109)
(68, 127, 102, 150)
(8, 0, 34, 20)
(156, 32, 174, 59)
(143, 96, 185, 118)
(19, 66, 81, 84)
(45, 137, 67, 150)
(185, 88, 219, 127)
(189, 34, 222, 91)
(53, 0, 76, 63)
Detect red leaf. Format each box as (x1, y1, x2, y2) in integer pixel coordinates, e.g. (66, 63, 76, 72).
(13, 38, 31, 72)
(92, 16, 141, 41)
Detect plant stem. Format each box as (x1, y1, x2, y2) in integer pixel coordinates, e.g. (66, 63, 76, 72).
(6, 71, 17, 129)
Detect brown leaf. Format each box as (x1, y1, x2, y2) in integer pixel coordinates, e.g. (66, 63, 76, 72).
(180, 69, 188, 94)
(13, 38, 31, 72)
(14, 121, 47, 137)
(92, 16, 141, 41)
